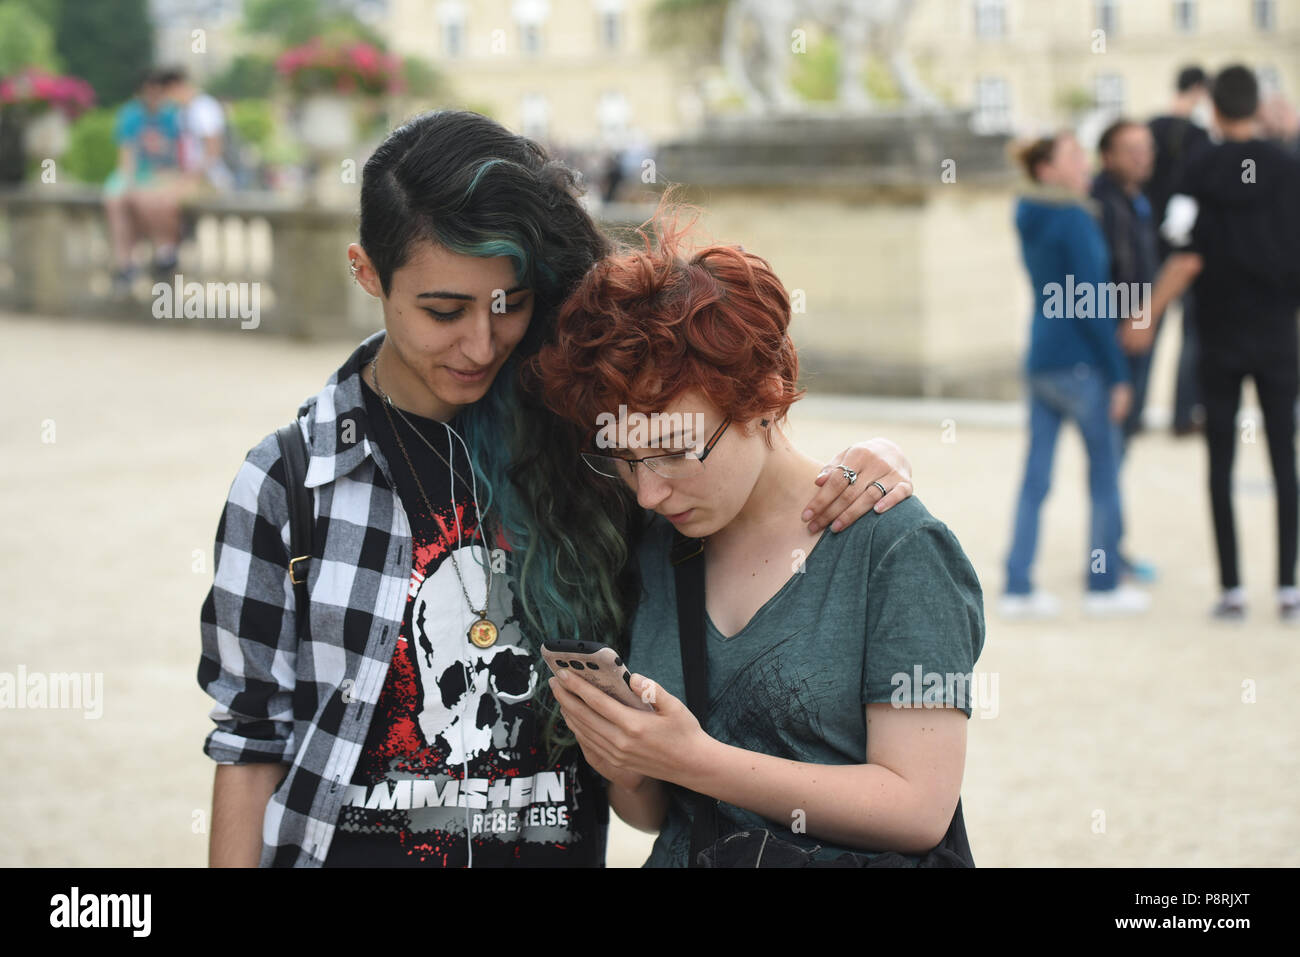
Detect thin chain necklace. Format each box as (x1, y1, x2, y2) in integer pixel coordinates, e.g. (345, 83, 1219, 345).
(369, 355, 498, 648)
(367, 357, 474, 489)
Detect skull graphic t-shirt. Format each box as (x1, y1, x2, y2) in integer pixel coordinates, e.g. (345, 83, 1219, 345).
(323, 380, 608, 867)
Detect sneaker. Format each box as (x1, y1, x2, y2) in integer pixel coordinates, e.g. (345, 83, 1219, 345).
(1120, 554, 1158, 584)
(999, 590, 1061, 620)
(151, 250, 178, 280)
(1279, 587, 1300, 623)
(111, 265, 136, 297)
(1211, 588, 1246, 621)
(1082, 584, 1151, 616)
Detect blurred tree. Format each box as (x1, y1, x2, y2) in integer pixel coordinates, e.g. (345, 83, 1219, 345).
(208, 53, 276, 100)
(229, 98, 273, 150)
(54, 0, 152, 108)
(0, 0, 60, 74)
(244, 0, 386, 47)
(401, 55, 442, 99)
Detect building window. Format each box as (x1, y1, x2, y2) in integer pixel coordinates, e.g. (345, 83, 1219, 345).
(1172, 0, 1196, 33)
(1095, 73, 1125, 114)
(595, 0, 623, 50)
(1253, 0, 1276, 31)
(444, 21, 462, 56)
(973, 0, 1005, 38)
(972, 76, 1011, 132)
(1095, 0, 1119, 36)
(513, 0, 549, 54)
(519, 23, 542, 53)
(437, 1, 465, 56)
(521, 93, 549, 142)
(599, 12, 621, 49)
(597, 89, 630, 145)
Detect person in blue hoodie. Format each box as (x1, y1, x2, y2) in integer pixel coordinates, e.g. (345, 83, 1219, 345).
(1001, 130, 1151, 619)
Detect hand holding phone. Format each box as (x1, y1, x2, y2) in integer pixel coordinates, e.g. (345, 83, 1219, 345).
(541, 639, 655, 712)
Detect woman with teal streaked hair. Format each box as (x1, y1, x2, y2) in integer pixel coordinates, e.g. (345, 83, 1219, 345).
(198, 109, 918, 868)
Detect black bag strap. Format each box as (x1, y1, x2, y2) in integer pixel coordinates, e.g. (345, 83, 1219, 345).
(275, 421, 313, 644)
(670, 529, 718, 867)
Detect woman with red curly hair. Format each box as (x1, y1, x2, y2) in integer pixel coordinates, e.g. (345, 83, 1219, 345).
(532, 202, 986, 867)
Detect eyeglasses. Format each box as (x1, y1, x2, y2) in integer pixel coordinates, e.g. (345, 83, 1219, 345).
(581, 417, 731, 482)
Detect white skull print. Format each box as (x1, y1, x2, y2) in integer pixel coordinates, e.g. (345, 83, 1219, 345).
(410, 542, 539, 765)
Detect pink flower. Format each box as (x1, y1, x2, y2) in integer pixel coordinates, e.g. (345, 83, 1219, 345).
(348, 43, 379, 72)
(0, 67, 95, 116)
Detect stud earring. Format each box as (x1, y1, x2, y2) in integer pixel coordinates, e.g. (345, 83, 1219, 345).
(761, 418, 769, 427)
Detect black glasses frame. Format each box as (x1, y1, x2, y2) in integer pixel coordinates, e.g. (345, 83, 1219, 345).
(581, 416, 732, 478)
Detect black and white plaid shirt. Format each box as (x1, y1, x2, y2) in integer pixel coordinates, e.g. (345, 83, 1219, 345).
(199, 331, 431, 866)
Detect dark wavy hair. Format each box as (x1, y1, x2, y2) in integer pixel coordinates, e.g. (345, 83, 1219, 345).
(359, 109, 643, 762)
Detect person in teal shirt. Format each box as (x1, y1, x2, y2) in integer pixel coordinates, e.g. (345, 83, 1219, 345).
(103, 70, 184, 292)
(532, 197, 986, 866)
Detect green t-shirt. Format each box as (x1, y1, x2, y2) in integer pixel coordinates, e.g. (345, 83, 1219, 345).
(624, 494, 985, 867)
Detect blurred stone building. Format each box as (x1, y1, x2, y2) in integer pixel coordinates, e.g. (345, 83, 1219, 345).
(379, 0, 1299, 146)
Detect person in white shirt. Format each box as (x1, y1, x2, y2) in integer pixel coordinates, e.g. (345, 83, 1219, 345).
(159, 67, 234, 193)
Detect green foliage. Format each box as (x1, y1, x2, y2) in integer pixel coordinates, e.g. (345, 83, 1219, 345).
(789, 33, 838, 102)
(400, 55, 441, 98)
(228, 98, 273, 149)
(54, 0, 153, 108)
(789, 34, 901, 105)
(59, 106, 116, 183)
(207, 53, 276, 100)
(243, 0, 326, 45)
(1057, 86, 1095, 114)
(0, 1, 60, 74)
(244, 0, 386, 47)
(863, 53, 902, 104)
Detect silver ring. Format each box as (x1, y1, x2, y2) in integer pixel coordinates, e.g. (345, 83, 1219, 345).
(835, 464, 858, 485)
(870, 480, 887, 497)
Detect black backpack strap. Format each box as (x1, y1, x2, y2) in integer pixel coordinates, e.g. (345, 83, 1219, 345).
(670, 529, 718, 866)
(275, 421, 313, 644)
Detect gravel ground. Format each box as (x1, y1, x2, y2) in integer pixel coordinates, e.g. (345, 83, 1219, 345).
(1, 311, 1295, 867)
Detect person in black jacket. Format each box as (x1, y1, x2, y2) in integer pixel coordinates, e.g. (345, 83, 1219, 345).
(1148, 66, 1213, 436)
(1092, 119, 1159, 444)
(1123, 65, 1300, 622)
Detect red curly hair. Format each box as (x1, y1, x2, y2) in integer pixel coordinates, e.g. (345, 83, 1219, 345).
(528, 191, 804, 450)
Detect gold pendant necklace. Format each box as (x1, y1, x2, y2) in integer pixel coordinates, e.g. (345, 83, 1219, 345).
(468, 617, 498, 648)
(371, 356, 498, 648)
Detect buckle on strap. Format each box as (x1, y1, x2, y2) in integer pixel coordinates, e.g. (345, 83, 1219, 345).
(289, 555, 310, 585)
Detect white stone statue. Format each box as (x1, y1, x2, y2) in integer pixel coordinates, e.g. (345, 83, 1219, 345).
(721, 0, 941, 114)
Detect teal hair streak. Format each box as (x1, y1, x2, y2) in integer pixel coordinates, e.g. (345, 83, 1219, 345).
(456, 353, 634, 763)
